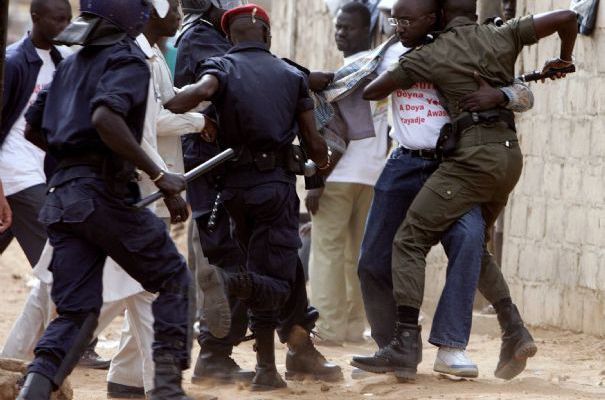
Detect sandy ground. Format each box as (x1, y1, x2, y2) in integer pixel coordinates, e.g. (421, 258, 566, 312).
(1, 239, 605, 400)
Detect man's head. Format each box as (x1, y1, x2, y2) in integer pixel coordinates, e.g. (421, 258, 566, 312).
(501, 0, 516, 21)
(148, 0, 183, 37)
(30, 0, 72, 46)
(391, 0, 438, 48)
(334, 2, 372, 57)
(222, 4, 271, 47)
(442, 0, 477, 25)
(183, 0, 242, 29)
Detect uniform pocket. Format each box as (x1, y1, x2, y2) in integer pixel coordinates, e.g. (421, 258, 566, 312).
(62, 199, 96, 223)
(425, 181, 463, 200)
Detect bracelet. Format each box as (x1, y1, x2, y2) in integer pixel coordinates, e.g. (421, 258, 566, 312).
(317, 147, 333, 170)
(556, 57, 574, 65)
(151, 171, 165, 183)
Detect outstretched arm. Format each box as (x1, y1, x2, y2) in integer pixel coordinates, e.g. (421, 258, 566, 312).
(164, 74, 220, 114)
(363, 71, 399, 101)
(533, 10, 578, 62)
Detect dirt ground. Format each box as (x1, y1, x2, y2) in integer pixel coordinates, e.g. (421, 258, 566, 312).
(1, 240, 604, 400)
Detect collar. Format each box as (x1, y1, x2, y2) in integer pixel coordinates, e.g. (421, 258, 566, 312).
(22, 35, 43, 64)
(444, 16, 478, 31)
(135, 34, 156, 59)
(227, 41, 270, 54)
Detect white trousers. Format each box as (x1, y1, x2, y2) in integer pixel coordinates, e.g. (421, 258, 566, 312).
(1, 281, 156, 391)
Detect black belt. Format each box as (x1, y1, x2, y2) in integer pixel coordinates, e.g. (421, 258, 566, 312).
(57, 153, 106, 170)
(455, 109, 516, 134)
(400, 147, 439, 160)
(229, 148, 289, 169)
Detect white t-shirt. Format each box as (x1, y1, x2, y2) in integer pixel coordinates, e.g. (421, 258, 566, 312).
(0, 48, 56, 196)
(377, 42, 451, 150)
(327, 51, 389, 187)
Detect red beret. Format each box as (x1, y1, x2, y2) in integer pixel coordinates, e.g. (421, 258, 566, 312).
(221, 4, 271, 34)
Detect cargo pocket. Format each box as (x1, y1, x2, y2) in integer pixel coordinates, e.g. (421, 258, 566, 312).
(62, 199, 95, 223)
(267, 228, 301, 282)
(425, 181, 463, 200)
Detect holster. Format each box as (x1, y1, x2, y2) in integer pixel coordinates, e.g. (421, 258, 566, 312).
(436, 122, 460, 160)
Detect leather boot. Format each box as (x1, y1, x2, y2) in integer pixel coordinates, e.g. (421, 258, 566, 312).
(494, 303, 537, 380)
(285, 325, 343, 382)
(192, 351, 255, 384)
(251, 329, 287, 391)
(148, 355, 196, 400)
(351, 323, 421, 382)
(16, 373, 53, 400)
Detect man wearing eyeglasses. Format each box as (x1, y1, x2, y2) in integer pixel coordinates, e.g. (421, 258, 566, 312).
(355, 0, 540, 381)
(355, 0, 577, 383)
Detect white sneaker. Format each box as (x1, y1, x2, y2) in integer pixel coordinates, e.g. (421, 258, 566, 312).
(433, 347, 479, 378)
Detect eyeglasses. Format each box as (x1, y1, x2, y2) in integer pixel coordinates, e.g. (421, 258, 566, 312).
(388, 16, 427, 27)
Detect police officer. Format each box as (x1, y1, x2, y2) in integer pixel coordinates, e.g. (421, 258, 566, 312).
(166, 4, 343, 390)
(174, 0, 254, 384)
(16, 1, 230, 399)
(357, 0, 578, 381)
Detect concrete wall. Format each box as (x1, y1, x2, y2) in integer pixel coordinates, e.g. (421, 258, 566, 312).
(500, 0, 605, 336)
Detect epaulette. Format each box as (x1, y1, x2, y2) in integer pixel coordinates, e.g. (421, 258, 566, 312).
(483, 16, 504, 26)
(410, 32, 440, 52)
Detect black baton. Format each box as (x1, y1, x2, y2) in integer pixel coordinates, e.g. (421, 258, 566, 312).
(134, 148, 235, 209)
(518, 64, 576, 83)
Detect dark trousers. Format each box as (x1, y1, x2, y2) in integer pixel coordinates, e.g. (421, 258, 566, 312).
(29, 178, 191, 382)
(0, 183, 47, 266)
(222, 181, 316, 342)
(195, 204, 250, 357)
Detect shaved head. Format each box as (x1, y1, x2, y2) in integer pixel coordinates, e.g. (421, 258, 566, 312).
(31, 0, 69, 14)
(394, 0, 440, 15)
(443, 0, 477, 16)
(228, 17, 271, 47)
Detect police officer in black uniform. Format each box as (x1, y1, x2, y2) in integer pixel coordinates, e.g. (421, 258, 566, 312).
(174, 0, 254, 384)
(16, 1, 229, 399)
(166, 3, 343, 390)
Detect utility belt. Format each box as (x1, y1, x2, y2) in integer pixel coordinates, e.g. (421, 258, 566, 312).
(436, 109, 517, 159)
(228, 145, 307, 175)
(56, 153, 140, 198)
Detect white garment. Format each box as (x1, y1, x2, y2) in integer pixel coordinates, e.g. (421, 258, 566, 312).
(377, 42, 451, 150)
(105, 293, 156, 391)
(136, 35, 205, 218)
(328, 51, 389, 187)
(0, 48, 53, 196)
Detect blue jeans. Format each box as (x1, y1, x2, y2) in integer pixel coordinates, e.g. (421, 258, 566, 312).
(358, 148, 484, 349)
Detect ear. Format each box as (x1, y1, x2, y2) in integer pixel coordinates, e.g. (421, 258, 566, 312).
(31, 12, 40, 24)
(427, 12, 437, 27)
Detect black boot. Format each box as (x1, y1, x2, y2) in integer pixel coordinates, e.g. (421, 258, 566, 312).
(192, 351, 255, 384)
(351, 323, 421, 382)
(148, 355, 195, 400)
(78, 338, 111, 370)
(16, 373, 53, 400)
(494, 303, 537, 380)
(251, 329, 287, 391)
(285, 325, 343, 382)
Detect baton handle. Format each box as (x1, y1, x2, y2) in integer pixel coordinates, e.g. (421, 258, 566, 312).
(518, 64, 576, 83)
(134, 148, 235, 209)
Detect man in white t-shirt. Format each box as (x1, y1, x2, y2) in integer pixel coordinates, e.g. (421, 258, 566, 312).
(0, 0, 72, 265)
(353, 0, 537, 380)
(307, 2, 388, 346)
